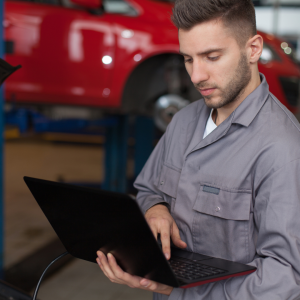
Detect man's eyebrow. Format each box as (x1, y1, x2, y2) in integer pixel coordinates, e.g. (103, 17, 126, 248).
(179, 50, 189, 56)
(179, 48, 224, 56)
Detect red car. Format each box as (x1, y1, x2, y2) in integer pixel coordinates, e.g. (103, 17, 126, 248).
(4, 0, 300, 129)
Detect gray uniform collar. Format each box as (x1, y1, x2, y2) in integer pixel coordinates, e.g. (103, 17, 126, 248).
(185, 73, 270, 157)
(231, 73, 269, 127)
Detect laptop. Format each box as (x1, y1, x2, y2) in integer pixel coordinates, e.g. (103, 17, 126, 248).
(24, 176, 256, 289)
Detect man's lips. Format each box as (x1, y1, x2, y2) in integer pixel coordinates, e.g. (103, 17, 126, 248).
(199, 88, 216, 96)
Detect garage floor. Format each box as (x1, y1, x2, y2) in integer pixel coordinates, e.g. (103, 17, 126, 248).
(5, 139, 103, 268)
(37, 258, 152, 300)
(4, 139, 152, 300)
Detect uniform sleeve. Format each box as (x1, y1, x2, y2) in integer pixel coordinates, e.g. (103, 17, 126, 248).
(165, 159, 300, 300)
(134, 133, 169, 214)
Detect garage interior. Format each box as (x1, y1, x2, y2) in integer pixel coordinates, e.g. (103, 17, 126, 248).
(0, 0, 300, 299)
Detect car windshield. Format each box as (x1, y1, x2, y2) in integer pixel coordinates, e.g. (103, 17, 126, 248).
(157, 0, 300, 7)
(103, 0, 138, 15)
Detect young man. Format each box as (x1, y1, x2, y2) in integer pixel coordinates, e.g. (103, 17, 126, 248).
(97, 0, 300, 298)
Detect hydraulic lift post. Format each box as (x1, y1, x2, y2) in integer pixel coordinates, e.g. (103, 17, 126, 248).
(0, 0, 5, 278)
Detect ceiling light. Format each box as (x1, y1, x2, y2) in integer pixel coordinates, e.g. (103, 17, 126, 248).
(281, 42, 288, 50)
(284, 47, 292, 55)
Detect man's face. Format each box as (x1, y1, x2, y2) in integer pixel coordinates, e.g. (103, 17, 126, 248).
(179, 20, 252, 109)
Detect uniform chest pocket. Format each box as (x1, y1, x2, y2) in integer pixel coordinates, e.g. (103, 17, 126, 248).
(193, 184, 252, 220)
(192, 184, 252, 263)
(157, 164, 181, 199)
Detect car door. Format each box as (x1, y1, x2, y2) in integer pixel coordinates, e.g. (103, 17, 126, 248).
(5, 0, 116, 106)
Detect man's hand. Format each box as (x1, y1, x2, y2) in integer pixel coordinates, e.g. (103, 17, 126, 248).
(96, 251, 173, 295)
(145, 204, 187, 260)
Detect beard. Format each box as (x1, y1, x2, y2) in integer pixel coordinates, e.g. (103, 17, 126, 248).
(196, 52, 252, 109)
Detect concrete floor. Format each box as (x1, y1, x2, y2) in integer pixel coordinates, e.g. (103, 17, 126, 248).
(5, 140, 103, 268)
(37, 258, 152, 300)
(4, 139, 152, 300)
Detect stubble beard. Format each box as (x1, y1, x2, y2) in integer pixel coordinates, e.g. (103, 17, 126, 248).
(197, 52, 252, 109)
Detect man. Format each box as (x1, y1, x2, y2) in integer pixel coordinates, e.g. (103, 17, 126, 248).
(97, 0, 300, 298)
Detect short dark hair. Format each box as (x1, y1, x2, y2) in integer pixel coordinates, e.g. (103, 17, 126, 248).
(171, 0, 257, 47)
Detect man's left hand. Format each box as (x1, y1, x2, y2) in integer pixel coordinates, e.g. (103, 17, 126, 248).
(96, 251, 173, 295)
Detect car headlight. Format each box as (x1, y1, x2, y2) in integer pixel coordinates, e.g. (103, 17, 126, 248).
(260, 43, 281, 64)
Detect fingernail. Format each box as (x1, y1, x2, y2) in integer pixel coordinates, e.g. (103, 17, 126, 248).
(107, 253, 112, 259)
(141, 279, 149, 287)
(164, 253, 169, 260)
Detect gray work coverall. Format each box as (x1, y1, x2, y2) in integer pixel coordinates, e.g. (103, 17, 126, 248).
(134, 74, 300, 299)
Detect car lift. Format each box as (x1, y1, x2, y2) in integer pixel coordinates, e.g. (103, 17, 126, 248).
(5, 107, 156, 192)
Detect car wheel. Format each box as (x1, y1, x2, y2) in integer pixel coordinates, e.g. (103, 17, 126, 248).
(154, 94, 190, 132)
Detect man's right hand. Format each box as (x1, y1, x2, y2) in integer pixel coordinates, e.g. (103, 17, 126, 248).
(145, 204, 187, 260)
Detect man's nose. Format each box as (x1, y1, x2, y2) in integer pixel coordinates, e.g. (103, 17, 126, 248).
(190, 62, 209, 85)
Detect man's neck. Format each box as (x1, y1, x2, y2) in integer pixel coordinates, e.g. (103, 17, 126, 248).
(214, 71, 261, 126)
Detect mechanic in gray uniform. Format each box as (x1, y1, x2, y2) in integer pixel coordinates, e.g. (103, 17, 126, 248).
(97, 0, 300, 299)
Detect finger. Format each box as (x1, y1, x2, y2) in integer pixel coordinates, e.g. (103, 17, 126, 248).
(96, 257, 111, 279)
(160, 226, 171, 260)
(97, 251, 117, 281)
(97, 253, 111, 278)
(150, 226, 158, 240)
(96, 258, 108, 276)
(146, 218, 159, 240)
(107, 253, 143, 287)
(96, 257, 102, 269)
(171, 222, 187, 249)
(107, 253, 125, 280)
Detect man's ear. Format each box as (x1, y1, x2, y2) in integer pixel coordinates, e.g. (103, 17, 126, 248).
(246, 35, 263, 64)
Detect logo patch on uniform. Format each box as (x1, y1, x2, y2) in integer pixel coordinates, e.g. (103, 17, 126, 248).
(203, 185, 220, 195)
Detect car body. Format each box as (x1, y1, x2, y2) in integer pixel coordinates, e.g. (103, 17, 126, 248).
(4, 0, 300, 124)
(254, 0, 300, 60)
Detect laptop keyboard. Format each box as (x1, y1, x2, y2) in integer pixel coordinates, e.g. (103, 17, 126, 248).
(169, 256, 227, 280)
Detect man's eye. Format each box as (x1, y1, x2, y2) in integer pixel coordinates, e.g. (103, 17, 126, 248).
(208, 56, 219, 61)
(184, 58, 192, 63)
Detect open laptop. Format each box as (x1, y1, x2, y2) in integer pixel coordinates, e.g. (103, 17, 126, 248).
(24, 176, 256, 289)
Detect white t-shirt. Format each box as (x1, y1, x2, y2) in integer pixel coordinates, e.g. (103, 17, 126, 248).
(203, 109, 217, 139)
